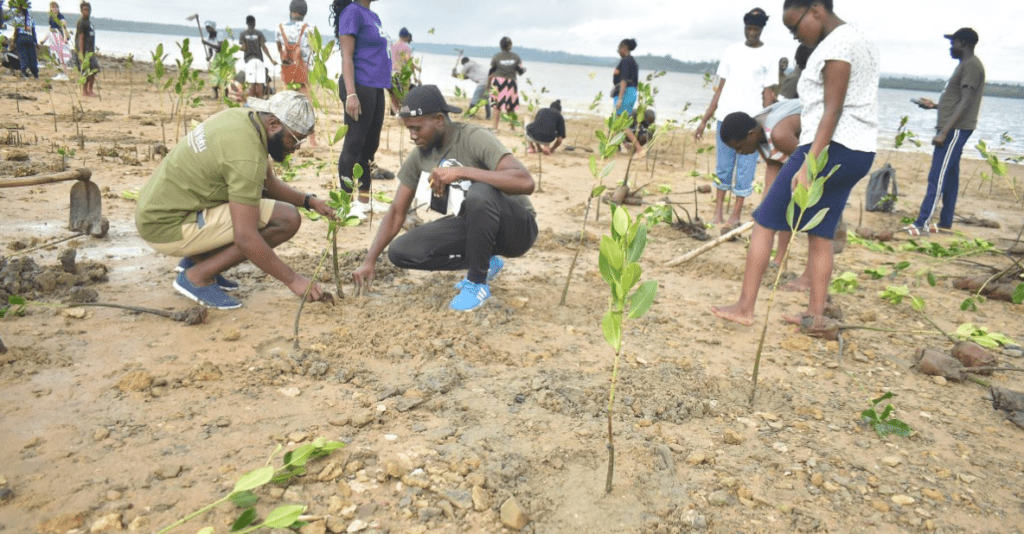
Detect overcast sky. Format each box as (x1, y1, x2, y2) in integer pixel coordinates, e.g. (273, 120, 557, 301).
(98, 0, 1023, 83)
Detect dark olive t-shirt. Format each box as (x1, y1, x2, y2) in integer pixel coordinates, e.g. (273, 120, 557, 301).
(76, 16, 95, 53)
(490, 51, 522, 80)
(240, 28, 266, 62)
(136, 108, 270, 243)
(398, 121, 534, 215)
(937, 55, 985, 131)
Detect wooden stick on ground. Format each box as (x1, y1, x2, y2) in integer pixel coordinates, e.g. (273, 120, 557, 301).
(665, 221, 754, 267)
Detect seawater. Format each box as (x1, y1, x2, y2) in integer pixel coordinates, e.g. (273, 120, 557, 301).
(95, 29, 1024, 157)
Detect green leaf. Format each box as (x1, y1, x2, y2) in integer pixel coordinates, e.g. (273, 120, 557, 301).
(333, 125, 348, 144)
(601, 310, 621, 351)
(910, 296, 926, 312)
(591, 185, 607, 198)
(627, 280, 658, 319)
(229, 490, 259, 508)
(626, 224, 647, 264)
(926, 270, 937, 287)
(612, 206, 629, 237)
(353, 163, 363, 180)
(197, 528, 215, 534)
(588, 155, 598, 177)
(600, 235, 623, 271)
(262, 504, 306, 528)
(798, 208, 829, 233)
(288, 444, 316, 467)
(620, 263, 641, 293)
(791, 184, 809, 209)
(231, 508, 257, 531)
(960, 298, 977, 312)
(1012, 283, 1024, 305)
(806, 177, 825, 208)
(599, 161, 616, 179)
(785, 200, 796, 230)
(232, 466, 273, 493)
(598, 254, 616, 286)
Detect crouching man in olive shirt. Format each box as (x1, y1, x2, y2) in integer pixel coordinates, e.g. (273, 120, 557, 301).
(351, 85, 538, 312)
(135, 91, 335, 309)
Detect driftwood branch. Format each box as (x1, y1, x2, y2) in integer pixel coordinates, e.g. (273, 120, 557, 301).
(666, 221, 754, 267)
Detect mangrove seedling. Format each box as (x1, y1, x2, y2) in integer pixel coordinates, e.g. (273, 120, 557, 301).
(599, 204, 657, 493)
(158, 438, 344, 534)
(750, 147, 837, 406)
(860, 392, 913, 438)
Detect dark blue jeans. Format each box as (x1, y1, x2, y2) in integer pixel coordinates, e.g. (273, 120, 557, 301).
(915, 129, 973, 229)
(16, 34, 38, 78)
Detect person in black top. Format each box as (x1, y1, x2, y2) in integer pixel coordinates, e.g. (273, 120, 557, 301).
(612, 38, 638, 116)
(240, 15, 277, 98)
(525, 100, 566, 155)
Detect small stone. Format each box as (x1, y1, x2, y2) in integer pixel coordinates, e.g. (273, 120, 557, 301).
(914, 507, 932, 518)
(685, 452, 706, 466)
(881, 456, 902, 467)
(106, 490, 123, 501)
(932, 376, 947, 386)
(822, 481, 840, 493)
(283, 486, 304, 503)
(326, 517, 347, 534)
(442, 489, 473, 510)
(387, 345, 405, 358)
(810, 472, 824, 487)
(118, 371, 154, 393)
(872, 500, 890, 513)
(921, 488, 944, 501)
(223, 329, 241, 341)
(90, 513, 123, 532)
(299, 520, 327, 534)
(499, 497, 530, 530)
(346, 519, 368, 533)
(94, 428, 111, 441)
(723, 430, 745, 445)
(279, 387, 301, 397)
(350, 412, 375, 428)
(437, 500, 455, 518)
(63, 307, 87, 319)
(288, 431, 309, 443)
(127, 515, 148, 531)
(958, 473, 978, 484)
(154, 465, 182, 480)
(892, 495, 916, 506)
(772, 442, 788, 453)
(708, 490, 730, 506)
(472, 485, 490, 511)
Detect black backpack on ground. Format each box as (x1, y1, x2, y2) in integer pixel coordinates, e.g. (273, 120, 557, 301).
(865, 163, 898, 213)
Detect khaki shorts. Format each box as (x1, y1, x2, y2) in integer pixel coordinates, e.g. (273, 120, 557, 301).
(149, 200, 277, 257)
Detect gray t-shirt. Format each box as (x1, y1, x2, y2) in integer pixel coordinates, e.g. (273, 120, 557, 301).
(490, 51, 522, 80)
(398, 121, 534, 215)
(938, 55, 985, 131)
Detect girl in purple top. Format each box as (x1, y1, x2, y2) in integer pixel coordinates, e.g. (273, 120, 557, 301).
(331, 0, 392, 205)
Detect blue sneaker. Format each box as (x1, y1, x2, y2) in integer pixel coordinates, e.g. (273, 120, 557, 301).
(173, 271, 242, 310)
(449, 280, 490, 312)
(177, 257, 239, 291)
(454, 256, 505, 289)
(487, 256, 504, 282)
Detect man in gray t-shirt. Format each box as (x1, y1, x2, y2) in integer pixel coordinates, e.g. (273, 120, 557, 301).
(351, 86, 538, 312)
(911, 27, 985, 234)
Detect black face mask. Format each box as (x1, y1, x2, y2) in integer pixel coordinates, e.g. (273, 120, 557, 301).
(267, 130, 288, 162)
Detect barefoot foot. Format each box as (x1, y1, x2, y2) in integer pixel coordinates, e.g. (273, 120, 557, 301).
(709, 304, 755, 326)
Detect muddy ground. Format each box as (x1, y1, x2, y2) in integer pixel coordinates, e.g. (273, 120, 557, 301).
(1, 56, 1024, 534)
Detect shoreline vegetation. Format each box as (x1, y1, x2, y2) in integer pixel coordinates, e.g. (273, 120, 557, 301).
(28, 12, 1024, 100)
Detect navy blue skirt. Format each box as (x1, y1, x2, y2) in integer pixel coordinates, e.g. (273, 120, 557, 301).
(753, 142, 875, 239)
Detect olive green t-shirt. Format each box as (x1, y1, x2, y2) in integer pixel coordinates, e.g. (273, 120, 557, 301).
(937, 55, 985, 132)
(490, 51, 522, 80)
(397, 121, 534, 215)
(136, 109, 270, 243)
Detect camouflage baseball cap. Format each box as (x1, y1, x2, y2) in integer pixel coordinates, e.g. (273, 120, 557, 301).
(247, 91, 315, 136)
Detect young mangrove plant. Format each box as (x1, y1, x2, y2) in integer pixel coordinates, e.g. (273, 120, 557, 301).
(750, 148, 837, 405)
(147, 44, 172, 146)
(157, 438, 344, 534)
(558, 106, 633, 306)
(599, 204, 657, 493)
(860, 392, 913, 438)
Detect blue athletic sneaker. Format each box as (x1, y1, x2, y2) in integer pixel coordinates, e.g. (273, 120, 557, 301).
(173, 271, 242, 310)
(454, 256, 505, 289)
(449, 280, 490, 312)
(177, 257, 239, 291)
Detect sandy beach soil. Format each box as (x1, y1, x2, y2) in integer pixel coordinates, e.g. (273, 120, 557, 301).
(2, 56, 1024, 534)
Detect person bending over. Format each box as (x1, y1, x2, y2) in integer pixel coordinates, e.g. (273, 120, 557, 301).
(352, 85, 538, 312)
(135, 91, 335, 310)
(525, 100, 566, 155)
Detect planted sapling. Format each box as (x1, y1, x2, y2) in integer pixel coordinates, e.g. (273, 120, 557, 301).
(860, 392, 912, 438)
(599, 204, 657, 493)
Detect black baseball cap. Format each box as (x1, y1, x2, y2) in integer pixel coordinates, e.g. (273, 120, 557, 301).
(944, 28, 979, 45)
(399, 85, 462, 117)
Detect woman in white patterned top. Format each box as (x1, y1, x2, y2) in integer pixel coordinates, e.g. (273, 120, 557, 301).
(711, 0, 879, 334)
